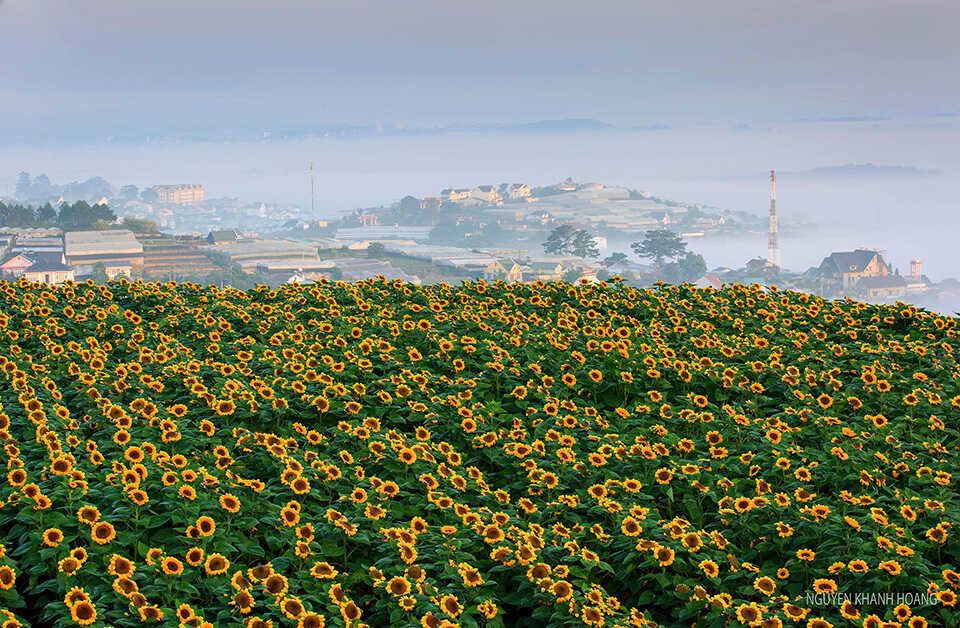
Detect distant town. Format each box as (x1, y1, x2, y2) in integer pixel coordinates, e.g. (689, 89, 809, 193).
(2, 171, 958, 312)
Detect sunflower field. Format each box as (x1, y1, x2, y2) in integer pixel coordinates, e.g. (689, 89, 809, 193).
(0, 276, 957, 628)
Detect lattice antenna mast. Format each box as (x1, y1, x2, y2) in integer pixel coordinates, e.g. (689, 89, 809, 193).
(309, 161, 316, 215)
(767, 169, 780, 268)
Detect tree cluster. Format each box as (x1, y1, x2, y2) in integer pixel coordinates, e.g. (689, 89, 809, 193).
(0, 201, 117, 230)
(16, 172, 114, 203)
(543, 224, 600, 258)
(630, 229, 706, 283)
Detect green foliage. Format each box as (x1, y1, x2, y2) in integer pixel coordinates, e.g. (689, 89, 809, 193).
(660, 252, 707, 284)
(543, 224, 598, 257)
(120, 217, 159, 234)
(631, 229, 687, 266)
(0, 200, 117, 230)
(90, 262, 109, 284)
(603, 252, 628, 267)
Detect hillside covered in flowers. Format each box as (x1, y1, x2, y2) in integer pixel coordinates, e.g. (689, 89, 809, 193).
(0, 277, 957, 627)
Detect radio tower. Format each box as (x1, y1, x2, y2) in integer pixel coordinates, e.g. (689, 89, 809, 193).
(767, 169, 780, 268)
(308, 161, 316, 215)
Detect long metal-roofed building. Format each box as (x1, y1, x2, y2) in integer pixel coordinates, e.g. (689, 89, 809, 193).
(334, 225, 433, 242)
(382, 244, 497, 271)
(11, 236, 64, 255)
(206, 239, 321, 272)
(64, 230, 144, 270)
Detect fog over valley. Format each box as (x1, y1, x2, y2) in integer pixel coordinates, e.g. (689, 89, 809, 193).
(3, 122, 957, 280)
(1, 0, 957, 311)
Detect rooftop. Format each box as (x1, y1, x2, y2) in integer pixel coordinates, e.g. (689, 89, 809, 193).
(64, 230, 143, 256)
(335, 226, 433, 242)
(819, 249, 882, 274)
(208, 239, 318, 261)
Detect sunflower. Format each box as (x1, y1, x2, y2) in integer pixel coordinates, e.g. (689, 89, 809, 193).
(879, 560, 902, 576)
(204, 553, 230, 576)
(550, 580, 573, 602)
(735, 603, 762, 625)
(340, 601, 361, 622)
(681, 532, 703, 552)
(70, 547, 88, 564)
(70, 601, 97, 626)
(63, 586, 90, 608)
(387, 576, 411, 596)
(264, 573, 289, 597)
(42, 527, 64, 547)
(219, 493, 241, 513)
(581, 606, 604, 626)
(847, 560, 869, 574)
(655, 468, 673, 484)
(699, 560, 720, 578)
(280, 506, 300, 527)
(186, 547, 205, 566)
(232, 589, 256, 615)
(107, 554, 135, 577)
(655, 546, 675, 567)
(310, 562, 338, 580)
(196, 516, 216, 537)
(76, 505, 100, 525)
(90, 521, 115, 545)
(439, 595, 463, 618)
(162, 556, 184, 575)
(298, 613, 325, 628)
(58, 557, 80, 576)
(280, 596, 305, 620)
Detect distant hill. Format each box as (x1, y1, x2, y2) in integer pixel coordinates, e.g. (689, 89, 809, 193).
(787, 163, 940, 178)
(502, 118, 613, 133)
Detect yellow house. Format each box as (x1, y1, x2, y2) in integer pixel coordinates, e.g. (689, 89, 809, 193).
(470, 185, 501, 203)
(483, 259, 526, 282)
(507, 183, 531, 199)
(523, 261, 564, 282)
(817, 249, 892, 292)
(442, 188, 472, 202)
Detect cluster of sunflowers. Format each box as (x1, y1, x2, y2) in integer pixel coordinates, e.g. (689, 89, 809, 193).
(0, 276, 957, 627)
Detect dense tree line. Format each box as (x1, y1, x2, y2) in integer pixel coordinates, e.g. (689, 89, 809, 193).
(0, 200, 117, 230)
(16, 172, 114, 203)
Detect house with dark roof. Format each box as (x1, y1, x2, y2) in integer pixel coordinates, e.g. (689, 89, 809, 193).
(206, 229, 240, 245)
(1, 251, 74, 284)
(22, 258, 74, 285)
(816, 249, 892, 294)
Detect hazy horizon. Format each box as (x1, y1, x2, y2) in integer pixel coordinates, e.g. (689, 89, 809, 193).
(2, 1, 958, 141)
(1, 0, 957, 300)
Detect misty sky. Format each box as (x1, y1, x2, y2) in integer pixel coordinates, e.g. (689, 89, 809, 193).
(1, 0, 958, 140)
